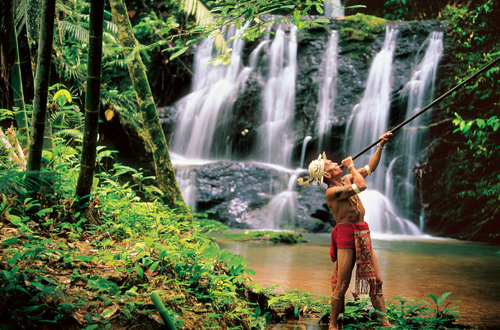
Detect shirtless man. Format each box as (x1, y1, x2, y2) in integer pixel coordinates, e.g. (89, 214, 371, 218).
(324, 131, 393, 330)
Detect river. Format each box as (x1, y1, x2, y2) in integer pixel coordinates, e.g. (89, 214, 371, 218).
(218, 233, 500, 330)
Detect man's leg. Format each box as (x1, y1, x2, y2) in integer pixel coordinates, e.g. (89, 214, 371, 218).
(330, 248, 356, 330)
(369, 249, 393, 327)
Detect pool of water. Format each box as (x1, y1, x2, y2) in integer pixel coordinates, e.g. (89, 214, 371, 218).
(218, 233, 500, 329)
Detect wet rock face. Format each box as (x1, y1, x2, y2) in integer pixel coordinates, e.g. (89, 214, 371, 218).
(192, 161, 333, 232)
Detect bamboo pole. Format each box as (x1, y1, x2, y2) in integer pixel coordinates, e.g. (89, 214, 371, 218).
(6, 2, 29, 148)
(74, 0, 105, 202)
(150, 292, 177, 330)
(26, 0, 56, 172)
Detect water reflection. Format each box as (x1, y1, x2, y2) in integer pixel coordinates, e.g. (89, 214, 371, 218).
(218, 234, 500, 329)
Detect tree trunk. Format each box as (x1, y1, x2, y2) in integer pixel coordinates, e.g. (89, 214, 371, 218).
(74, 0, 105, 203)
(109, 0, 192, 220)
(25, 0, 41, 77)
(26, 0, 55, 173)
(6, 1, 29, 148)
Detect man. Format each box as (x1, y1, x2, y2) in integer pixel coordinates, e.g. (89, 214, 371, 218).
(301, 132, 393, 329)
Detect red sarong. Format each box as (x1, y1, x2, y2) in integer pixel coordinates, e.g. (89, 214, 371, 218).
(330, 222, 376, 295)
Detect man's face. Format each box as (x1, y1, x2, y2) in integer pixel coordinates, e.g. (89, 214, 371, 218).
(324, 159, 342, 177)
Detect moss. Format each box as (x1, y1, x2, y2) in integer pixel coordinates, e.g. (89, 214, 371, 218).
(343, 13, 387, 35)
(338, 14, 387, 59)
(222, 230, 307, 244)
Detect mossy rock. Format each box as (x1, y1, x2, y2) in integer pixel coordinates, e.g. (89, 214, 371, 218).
(343, 13, 387, 34)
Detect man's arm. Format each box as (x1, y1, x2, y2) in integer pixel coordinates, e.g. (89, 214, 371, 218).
(362, 131, 393, 176)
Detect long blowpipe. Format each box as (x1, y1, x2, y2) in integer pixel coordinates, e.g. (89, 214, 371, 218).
(341, 56, 500, 168)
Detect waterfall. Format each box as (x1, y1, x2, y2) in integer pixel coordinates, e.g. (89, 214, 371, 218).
(316, 31, 339, 151)
(345, 26, 398, 192)
(391, 31, 444, 222)
(324, 0, 344, 17)
(343, 27, 421, 235)
(255, 25, 298, 167)
(171, 25, 251, 160)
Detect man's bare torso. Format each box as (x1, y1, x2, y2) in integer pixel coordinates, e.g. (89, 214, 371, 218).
(326, 176, 366, 225)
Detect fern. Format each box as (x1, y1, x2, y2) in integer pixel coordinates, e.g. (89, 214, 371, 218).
(54, 129, 83, 140)
(0, 170, 44, 196)
(179, 0, 228, 55)
(58, 21, 89, 43)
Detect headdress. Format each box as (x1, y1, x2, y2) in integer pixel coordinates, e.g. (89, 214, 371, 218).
(297, 152, 327, 189)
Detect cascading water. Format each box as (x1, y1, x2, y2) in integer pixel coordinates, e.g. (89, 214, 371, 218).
(390, 31, 444, 225)
(171, 25, 251, 160)
(255, 25, 298, 167)
(316, 31, 339, 151)
(345, 26, 398, 191)
(343, 27, 421, 235)
(324, 0, 344, 17)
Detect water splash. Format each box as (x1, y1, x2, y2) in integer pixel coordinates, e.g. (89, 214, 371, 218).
(255, 25, 298, 167)
(316, 31, 339, 151)
(359, 190, 421, 235)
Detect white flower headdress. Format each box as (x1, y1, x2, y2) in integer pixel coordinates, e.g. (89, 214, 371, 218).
(297, 152, 327, 189)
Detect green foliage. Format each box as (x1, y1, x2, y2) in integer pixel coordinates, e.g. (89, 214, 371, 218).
(421, 0, 500, 242)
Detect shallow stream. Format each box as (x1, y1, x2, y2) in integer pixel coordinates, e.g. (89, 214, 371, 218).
(218, 233, 500, 330)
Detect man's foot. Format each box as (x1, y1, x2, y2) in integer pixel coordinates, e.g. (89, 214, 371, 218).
(381, 320, 396, 328)
(328, 323, 338, 330)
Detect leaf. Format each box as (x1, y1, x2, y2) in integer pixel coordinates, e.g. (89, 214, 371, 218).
(427, 293, 438, 304)
(169, 46, 189, 61)
(345, 5, 367, 9)
(436, 292, 453, 307)
(8, 215, 22, 226)
(134, 266, 144, 278)
(2, 237, 18, 244)
(76, 255, 92, 262)
(53, 89, 72, 106)
(313, 18, 330, 24)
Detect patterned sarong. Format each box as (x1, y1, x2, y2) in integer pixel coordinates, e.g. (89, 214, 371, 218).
(330, 222, 376, 295)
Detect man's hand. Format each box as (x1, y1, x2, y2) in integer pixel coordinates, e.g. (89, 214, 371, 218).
(379, 131, 393, 147)
(342, 156, 355, 169)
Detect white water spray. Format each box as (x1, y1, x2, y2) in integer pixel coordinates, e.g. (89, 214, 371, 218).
(316, 31, 339, 151)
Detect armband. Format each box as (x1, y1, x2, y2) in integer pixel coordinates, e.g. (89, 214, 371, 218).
(352, 183, 361, 194)
(364, 165, 372, 176)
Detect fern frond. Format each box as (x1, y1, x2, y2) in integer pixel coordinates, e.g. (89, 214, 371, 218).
(179, 0, 228, 55)
(59, 21, 89, 43)
(54, 129, 83, 140)
(0, 170, 45, 197)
